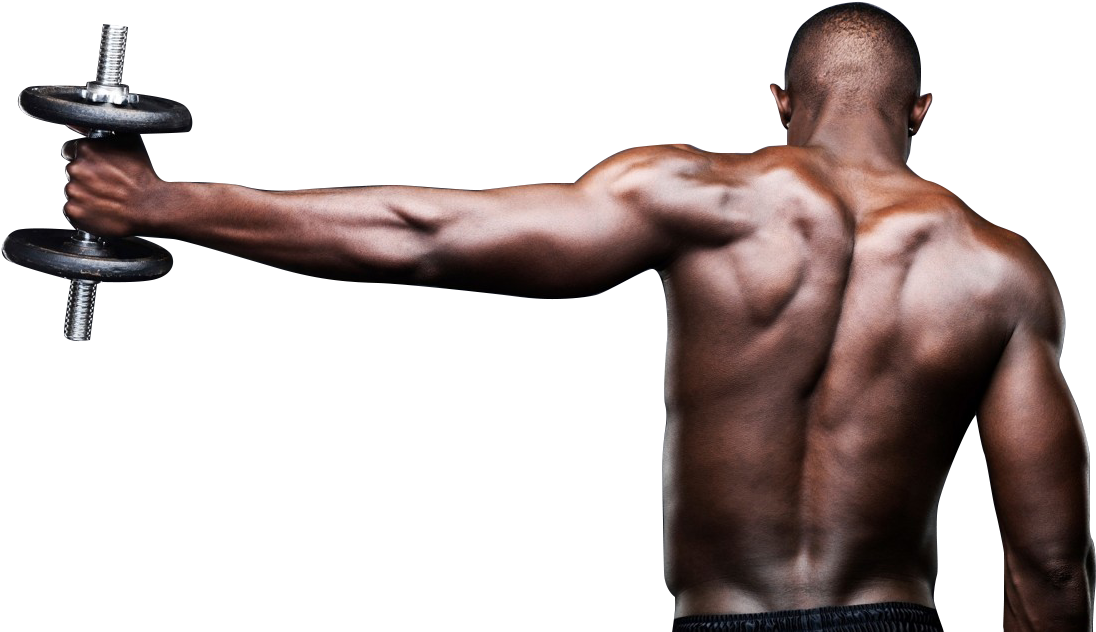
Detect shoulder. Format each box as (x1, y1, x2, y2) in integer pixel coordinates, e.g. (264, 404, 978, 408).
(878, 180, 1064, 349)
(580, 144, 751, 246)
(952, 198, 1066, 349)
(578, 144, 714, 190)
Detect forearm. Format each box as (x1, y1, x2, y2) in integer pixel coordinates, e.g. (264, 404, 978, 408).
(1003, 541, 1096, 631)
(146, 181, 440, 283)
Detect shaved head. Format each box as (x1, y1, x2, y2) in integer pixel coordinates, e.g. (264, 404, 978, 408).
(785, 3, 921, 115)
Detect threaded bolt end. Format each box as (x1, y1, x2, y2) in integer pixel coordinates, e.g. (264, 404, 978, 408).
(65, 279, 98, 341)
(95, 25, 128, 86)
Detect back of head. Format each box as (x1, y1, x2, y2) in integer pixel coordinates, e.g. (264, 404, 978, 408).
(785, 3, 921, 116)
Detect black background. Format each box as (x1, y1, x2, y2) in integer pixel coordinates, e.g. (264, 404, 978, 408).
(6, 7, 1087, 626)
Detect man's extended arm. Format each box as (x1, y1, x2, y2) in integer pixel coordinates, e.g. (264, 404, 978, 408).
(61, 137, 740, 298)
(976, 241, 1095, 631)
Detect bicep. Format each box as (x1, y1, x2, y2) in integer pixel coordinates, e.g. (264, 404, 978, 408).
(977, 320, 1090, 572)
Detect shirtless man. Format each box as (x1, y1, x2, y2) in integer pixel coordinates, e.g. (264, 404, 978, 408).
(57, 3, 1093, 630)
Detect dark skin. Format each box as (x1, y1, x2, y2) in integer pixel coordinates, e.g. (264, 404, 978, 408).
(60, 78, 1093, 629)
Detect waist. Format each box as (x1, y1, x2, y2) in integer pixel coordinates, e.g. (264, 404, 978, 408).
(672, 600, 944, 632)
(673, 576, 936, 618)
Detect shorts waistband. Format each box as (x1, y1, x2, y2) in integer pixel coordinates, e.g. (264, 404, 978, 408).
(672, 601, 943, 631)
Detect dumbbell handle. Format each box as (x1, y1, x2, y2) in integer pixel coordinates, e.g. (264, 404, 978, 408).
(64, 134, 110, 342)
(70, 128, 111, 248)
(63, 26, 129, 341)
(73, 130, 110, 242)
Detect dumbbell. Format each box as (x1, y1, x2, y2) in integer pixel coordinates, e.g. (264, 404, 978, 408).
(3, 24, 191, 341)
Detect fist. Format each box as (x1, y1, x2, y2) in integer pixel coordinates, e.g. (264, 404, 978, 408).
(62, 134, 164, 237)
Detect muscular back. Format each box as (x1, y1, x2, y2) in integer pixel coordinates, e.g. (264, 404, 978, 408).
(655, 145, 1048, 614)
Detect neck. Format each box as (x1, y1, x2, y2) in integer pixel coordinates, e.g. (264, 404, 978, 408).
(787, 103, 912, 170)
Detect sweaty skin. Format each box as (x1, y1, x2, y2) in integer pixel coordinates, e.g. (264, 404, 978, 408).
(59, 85, 1094, 628)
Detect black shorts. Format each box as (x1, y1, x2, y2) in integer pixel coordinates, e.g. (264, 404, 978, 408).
(671, 601, 944, 631)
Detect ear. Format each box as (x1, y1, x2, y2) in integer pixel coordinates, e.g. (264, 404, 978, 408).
(908, 93, 932, 136)
(770, 84, 793, 130)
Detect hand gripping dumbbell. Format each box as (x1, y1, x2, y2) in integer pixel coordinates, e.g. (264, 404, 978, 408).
(3, 24, 191, 341)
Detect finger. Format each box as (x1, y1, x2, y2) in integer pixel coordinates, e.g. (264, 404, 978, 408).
(61, 139, 80, 161)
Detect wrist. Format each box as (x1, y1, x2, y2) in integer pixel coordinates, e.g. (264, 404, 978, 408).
(135, 179, 196, 238)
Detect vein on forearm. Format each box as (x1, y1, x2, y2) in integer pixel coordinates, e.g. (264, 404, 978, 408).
(163, 182, 439, 283)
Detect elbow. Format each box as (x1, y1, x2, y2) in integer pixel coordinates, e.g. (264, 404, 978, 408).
(342, 226, 439, 286)
(1042, 558, 1090, 593)
(381, 200, 448, 285)
(1010, 541, 1095, 590)
(339, 199, 447, 284)
(1004, 539, 1096, 624)
(1086, 537, 1096, 594)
